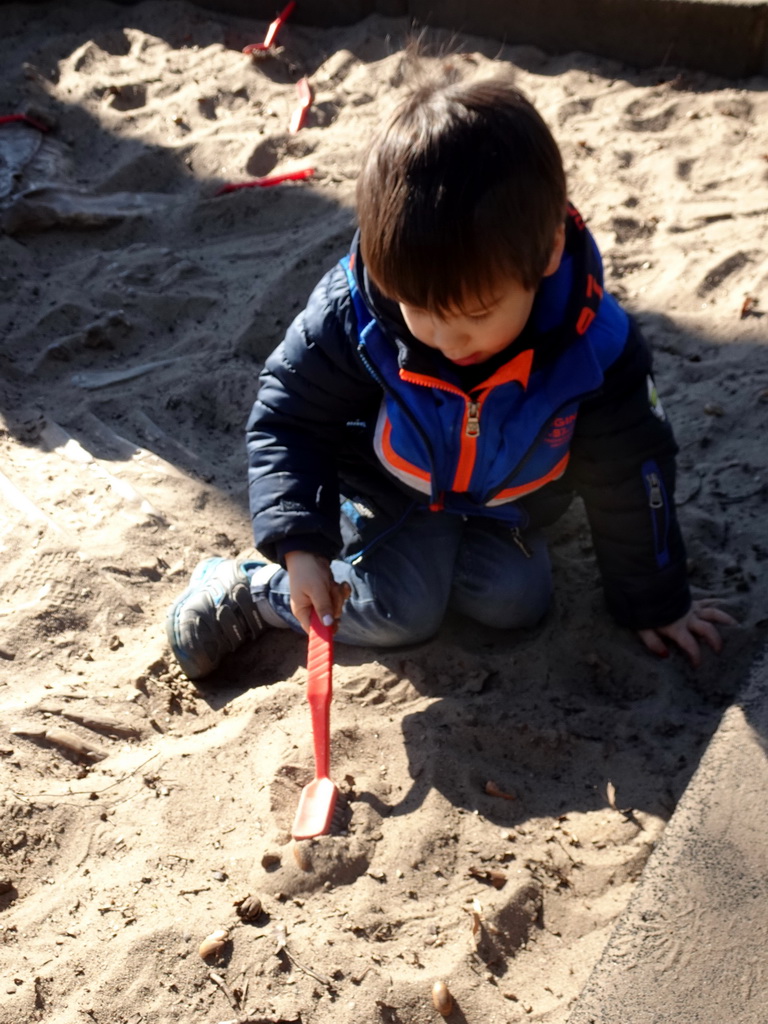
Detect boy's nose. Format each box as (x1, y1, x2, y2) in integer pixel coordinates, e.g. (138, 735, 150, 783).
(432, 325, 468, 358)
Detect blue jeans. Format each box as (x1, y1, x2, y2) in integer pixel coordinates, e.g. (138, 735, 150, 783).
(252, 509, 552, 647)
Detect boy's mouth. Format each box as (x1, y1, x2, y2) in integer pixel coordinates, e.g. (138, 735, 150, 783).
(450, 354, 481, 366)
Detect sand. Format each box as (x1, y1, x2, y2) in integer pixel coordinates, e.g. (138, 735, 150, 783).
(0, 3, 766, 1022)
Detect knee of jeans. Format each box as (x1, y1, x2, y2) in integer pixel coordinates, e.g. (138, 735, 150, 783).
(456, 574, 552, 630)
(350, 574, 445, 645)
(375, 599, 445, 645)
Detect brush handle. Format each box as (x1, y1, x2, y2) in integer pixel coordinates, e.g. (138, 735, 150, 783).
(264, 1, 296, 47)
(307, 611, 333, 780)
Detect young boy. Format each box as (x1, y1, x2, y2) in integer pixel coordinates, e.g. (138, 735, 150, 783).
(166, 70, 732, 681)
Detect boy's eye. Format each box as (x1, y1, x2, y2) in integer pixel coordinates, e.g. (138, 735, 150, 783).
(467, 309, 491, 322)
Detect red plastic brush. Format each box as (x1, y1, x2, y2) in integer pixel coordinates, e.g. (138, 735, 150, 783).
(292, 611, 339, 840)
(242, 1, 296, 54)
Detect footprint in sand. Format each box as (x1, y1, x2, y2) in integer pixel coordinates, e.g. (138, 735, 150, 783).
(107, 82, 148, 111)
(696, 251, 754, 297)
(612, 215, 658, 244)
(557, 97, 595, 126)
(714, 96, 753, 121)
(624, 96, 679, 133)
(676, 157, 695, 180)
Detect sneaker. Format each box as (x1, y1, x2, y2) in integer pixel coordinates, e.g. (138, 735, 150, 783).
(166, 557, 267, 680)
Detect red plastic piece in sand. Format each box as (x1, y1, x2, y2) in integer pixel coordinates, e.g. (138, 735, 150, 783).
(289, 77, 312, 133)
(215, 167, 314, 195)
(0, 114, 49, 132)
(242, 2, 296, 54)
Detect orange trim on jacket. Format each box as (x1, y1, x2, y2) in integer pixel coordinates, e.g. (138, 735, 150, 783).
(373, 410, 432, 495)
(380, 416, 430, 482)
(488, 452, 570, 505)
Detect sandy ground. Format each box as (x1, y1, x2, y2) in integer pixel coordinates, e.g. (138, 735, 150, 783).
(1, 3, 767, 1023)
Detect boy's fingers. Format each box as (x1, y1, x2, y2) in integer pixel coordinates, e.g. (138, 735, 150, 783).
(293, 611, 312, 634)
(308, 586, 338, 631)
(697, 605, 737, 626)
(691, 617, 724, 654)
(676, 633, 702, 668)
(330, 581, 352, 620)
(312, 600, 336, 629)
(301, 582, 335, 628)
(329, 591, 343, 622)
(689, 647, 702, 669)
(640, 604, 733, 668)
(319, 581, 351, 629)
(638, 628, 669, 659)
(289, 589, 329, 633)
(290, 600, 312, 634)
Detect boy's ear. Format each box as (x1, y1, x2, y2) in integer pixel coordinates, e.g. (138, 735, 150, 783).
(543, 224, 566, 278)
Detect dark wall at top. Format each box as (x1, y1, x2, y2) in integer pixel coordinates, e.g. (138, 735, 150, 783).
(8, 0, 768, 77)
(409, 0, 768, 79)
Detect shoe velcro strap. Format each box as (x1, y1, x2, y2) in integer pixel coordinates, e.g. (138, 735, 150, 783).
(215, 587, 263, 652)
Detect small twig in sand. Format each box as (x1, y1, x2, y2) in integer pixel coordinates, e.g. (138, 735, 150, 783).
(273, 922, 334, 988)
(8, 753, 160, 803)
(209, 972, 238, 1011)
(209, 970, 292, 1024)
(214, 1018, 300, 1024)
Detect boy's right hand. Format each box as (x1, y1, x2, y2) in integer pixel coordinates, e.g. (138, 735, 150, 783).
(284, 550, 350, 635)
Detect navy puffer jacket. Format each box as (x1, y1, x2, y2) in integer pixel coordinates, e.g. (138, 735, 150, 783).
(246, 213, 690, 630)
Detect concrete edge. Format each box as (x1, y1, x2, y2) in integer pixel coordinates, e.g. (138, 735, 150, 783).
(567, 645, 768, 1023)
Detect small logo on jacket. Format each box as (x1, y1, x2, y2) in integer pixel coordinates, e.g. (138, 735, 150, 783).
(545, 413, 577, 448)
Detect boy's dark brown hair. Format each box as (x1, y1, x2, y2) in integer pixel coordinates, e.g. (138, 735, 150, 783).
(356, 68, 567, 315)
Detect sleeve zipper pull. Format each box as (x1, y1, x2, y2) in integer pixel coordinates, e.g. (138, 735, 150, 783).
(646, 472, 663, 509)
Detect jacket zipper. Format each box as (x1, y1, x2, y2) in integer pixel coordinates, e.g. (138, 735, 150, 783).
(647, 472, 663, 509)
(454, 394, 484, 490)
(642, 459, 670, 568)
(466, 400, 481, 436)
(396, 367, 490, 494)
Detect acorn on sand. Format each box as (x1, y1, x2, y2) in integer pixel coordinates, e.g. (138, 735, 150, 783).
(198, 928, 229, 960)
(432, 980, 453, 1016)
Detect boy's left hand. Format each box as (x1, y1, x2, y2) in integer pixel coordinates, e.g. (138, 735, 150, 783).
(638, 600, 737, 667)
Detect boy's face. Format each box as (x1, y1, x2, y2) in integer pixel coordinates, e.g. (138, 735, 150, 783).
(399, 280, 536, 367)
(398, 227, 565, 367)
